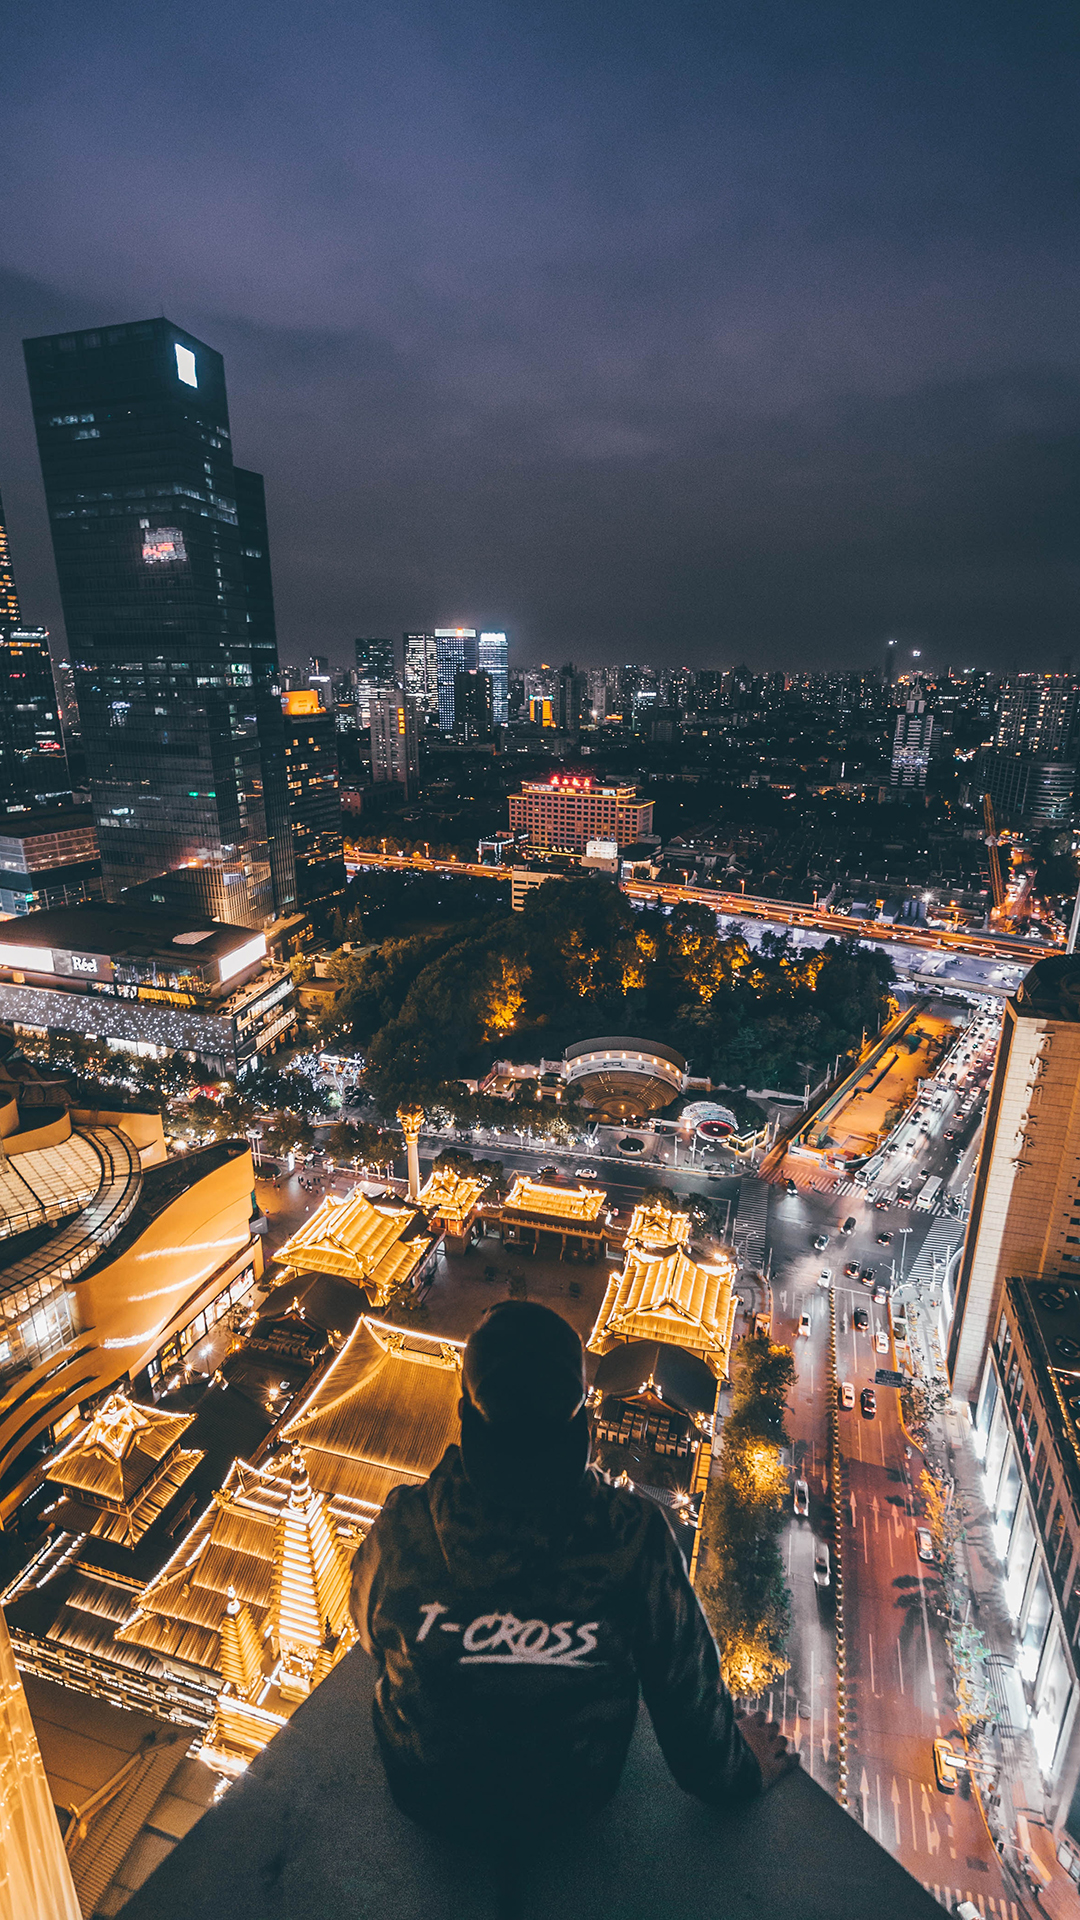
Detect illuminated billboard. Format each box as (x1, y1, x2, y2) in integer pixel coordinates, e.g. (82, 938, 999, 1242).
(141, 525, 188, 566)
(174, 343, 197, 388)
(218, 934, 267, 986)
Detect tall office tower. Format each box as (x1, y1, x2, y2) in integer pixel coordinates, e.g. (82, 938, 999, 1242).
(453, 668, 493, 742)
(556, 662, 585, 733)
(307, 653, 334, 710)
(435, 628, 477, 731)
(950, 957, 1080, 1399)
(507, 669, 526, 723)
(24, 318, 293, 928)
(478, 632, 508, 725)
(355, 636, 396, 689)
(234, 466, 296, 917)
(890, 698, 935, 790)
(370, 690, 420, 798)
(0, 489, 22, 629)
(403, 631, 438, 714)
(281, 691, 345, 911)
(0, 626, 68, 808)
(996, 674, 1080, 759)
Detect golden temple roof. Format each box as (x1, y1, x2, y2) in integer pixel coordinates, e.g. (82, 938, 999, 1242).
(115, 1455, 367, 1684)
(588, 1202, 737, 1376)
(280, 1315, 464, 1513)
(274, 1187, 435, 1305)
(48, 1393, 198, 1507)
(418, 1165, 488, 1223)
(501, 1175, 607, 1225)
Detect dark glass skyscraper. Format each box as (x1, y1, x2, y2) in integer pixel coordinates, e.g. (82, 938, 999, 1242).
(23, 318, 295, 927)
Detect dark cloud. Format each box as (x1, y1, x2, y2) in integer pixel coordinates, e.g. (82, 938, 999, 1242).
(1, 0, 1078, 668)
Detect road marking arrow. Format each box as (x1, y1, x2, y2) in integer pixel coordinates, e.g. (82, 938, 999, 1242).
(890, 1777, 902, 1849)
(792, 1713, 801, 1753)
(859, 1769, 870, 1830)
(849, 1490, 857, 1526)
(871, 1493, 880, 1531)
(821, 1702, 829, 1762)
(920, 1783, 939, 1855)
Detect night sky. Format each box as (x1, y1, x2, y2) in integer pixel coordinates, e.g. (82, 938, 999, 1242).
(1, 0, 1078, 671)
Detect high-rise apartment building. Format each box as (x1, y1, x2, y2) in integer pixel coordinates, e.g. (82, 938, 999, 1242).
(478, 632, 508, 725)
(281, 691, 345, 911)
(403, 632, 438, 714)
(24, 318, 295, 928)
(508, 776, 654, 851)
(370, 691, 420, 799)
(890, 698, 935, 790)
(356, 637, 397, 690)
(996, 675, 1080, 760)
(950, 957, 1080, 1399)
(0, 490, 22, 629)
(435, 629, 477, 731)
(454, 669, 494, 742)
(0, 628, 68, 809)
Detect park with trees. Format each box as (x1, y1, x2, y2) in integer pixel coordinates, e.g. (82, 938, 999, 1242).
(322, 871, 896, 1114)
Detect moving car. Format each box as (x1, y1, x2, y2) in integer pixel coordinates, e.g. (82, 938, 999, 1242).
(839, 1382, 855, 1410)
(861, 1387, 877, 1418)
(932, 1738, 959, 1794)
(813, 1233, 829, 1252)
(574, 1166, 598, 1178)
(844, 1262, 859, 1277)
(793, 1478, 809, 1517)
(915, 1526, 934, 1563)
(798, 1310, 812, 1337)
(853, 1307, 869, 1331)
(813, 1540, 831, 1588)
(873, 1282, 887, 1303)
(841, 1216, 857, 1234)
(875, 1330, 889, 1354)
(944, 1130, 955, 1140)
(818, 1269, 832, 1288)
(537, 1165, 559, 1178)
(877, 1231, 893, 1244)
(785, 1178, 798, 1196)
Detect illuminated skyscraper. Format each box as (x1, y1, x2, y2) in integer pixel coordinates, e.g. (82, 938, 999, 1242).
(434, 628, 477, 731)
(478, 631, 508, 725)
(403, 631, 438, 714)
(370, 690, 420, 798)
(24, 318, 295, 927)
(281, 691, 345, 910)
(0, 488, 22, 629)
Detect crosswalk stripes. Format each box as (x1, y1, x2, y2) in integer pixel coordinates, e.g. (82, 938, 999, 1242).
(924, 1886, 1020, 1917)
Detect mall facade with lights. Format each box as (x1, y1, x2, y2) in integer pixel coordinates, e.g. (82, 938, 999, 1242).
(0, 902, 296, 1077)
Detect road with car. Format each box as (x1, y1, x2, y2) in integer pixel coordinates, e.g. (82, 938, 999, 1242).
(764, 1081, 1020, 1913)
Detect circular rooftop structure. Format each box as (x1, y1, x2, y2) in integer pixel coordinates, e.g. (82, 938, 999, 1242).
(564, 1037, 686, 1123)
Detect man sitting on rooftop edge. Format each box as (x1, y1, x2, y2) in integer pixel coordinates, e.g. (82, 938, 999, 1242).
(349, 1300, 794, 1857)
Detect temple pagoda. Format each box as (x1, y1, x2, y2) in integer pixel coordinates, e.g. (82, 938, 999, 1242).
(587, 1197, 737, 1375)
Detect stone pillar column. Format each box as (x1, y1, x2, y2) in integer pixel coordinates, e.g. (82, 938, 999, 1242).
(397, 1105, 425, 1201)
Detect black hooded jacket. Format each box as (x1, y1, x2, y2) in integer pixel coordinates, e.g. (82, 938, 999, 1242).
(349, 1444, 760, 1838)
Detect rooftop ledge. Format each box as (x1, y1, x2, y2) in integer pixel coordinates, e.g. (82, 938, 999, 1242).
(122, 1647, 943, 1920)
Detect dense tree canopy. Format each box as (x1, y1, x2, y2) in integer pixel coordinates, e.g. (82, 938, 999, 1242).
(323, 874, 895, 1112)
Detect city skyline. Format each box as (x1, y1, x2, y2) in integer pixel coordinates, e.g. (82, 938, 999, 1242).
(0, 4, 1077, 672)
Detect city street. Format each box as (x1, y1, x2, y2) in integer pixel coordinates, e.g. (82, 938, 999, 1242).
(763, 1084, 1026, 1914)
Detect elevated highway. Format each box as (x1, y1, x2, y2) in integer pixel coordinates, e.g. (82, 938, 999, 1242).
(343, 846, 1056, 970)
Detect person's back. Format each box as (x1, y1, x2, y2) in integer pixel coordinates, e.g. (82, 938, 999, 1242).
(350, 1301, 792, 1843)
